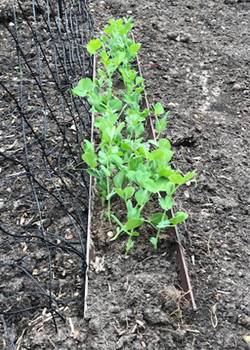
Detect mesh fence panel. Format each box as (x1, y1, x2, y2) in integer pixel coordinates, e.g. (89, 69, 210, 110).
(0, 0, 92, 331)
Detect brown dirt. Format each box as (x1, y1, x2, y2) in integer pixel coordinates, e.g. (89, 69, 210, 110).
(85, 1, 250, 349)
(1, 0, 250, 349)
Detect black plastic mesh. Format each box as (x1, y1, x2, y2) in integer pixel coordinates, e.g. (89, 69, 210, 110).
(0, 0, 92, 330)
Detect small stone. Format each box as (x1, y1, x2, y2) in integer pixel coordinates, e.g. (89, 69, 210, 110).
(107, 231, 114, 238)
(88, 318, 102, 333)
(224, 0, 238, 4)
(152, 22, 165, 32)
(110, 306, 120, 314)
(180, 33, 192, 43)
(167, 32, 179, 40)
(90, 256, 105, 273)
(136, 319, 145, 328)
(143, 308, 170, 325)
(127, 10, 133, 15)
(238, 271, 244, 277)
(232, 82, 245, 91)
(171, 329, 187, 342)
(239, 315, 250, 329)
(116, 334, 137, 349)
(168, 102, 178, 109)
(212, 196, 239, 209)
(32, 269, 39, 276)
(162, 75, 170, 80)
(242, 335, 250, 346)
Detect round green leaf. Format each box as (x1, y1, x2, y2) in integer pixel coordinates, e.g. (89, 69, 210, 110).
(170, 211, 188, 225)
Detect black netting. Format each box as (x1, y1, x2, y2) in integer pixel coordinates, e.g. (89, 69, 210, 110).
(0, 0, 92, 332)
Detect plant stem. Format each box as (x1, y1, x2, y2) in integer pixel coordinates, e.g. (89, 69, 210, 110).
(156, 210, 167, 242)
(106, 176, 111, 223)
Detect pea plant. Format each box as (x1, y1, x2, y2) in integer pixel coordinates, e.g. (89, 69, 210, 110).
(73, 18, 195, 252)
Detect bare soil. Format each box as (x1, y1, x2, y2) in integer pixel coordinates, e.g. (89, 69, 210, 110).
(86, 1, 250, 349)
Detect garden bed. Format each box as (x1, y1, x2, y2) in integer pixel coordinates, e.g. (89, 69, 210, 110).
(85, 1, 250, 349)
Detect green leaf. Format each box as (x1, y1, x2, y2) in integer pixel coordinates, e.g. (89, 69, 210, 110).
(82, 140, 97, 169)
(98, 149, 111, 165)
(106, 190, 115, 200)
(137, 144, 149, 159)
(157, 166, 175, 178)
(123, 186, 135, 200)
(100, 165, 111, 177)
(126, 170, 136, 182)
(114, 171, 125, 188)
(170, 211, 188, 225)
(149, 236, 158, 250)
(149, 212, 165, 225)
(149, 148, 173, 163)
(87, 38, 102, 55)
(72, 78, 93, 97)
(125, 238, 134, 253)
(129, 42, 141, 57)
(135, 189, 150, 207)
(159, 196, 174, 211)
(116, 186, 135, 201)
(131, 231, 140, 237)
(157, 220, 171, 229)
(126, 200, 140, 219)
(100, 50, 110, 66)
(157, 179, 176, 195)
(156, 116, 167, 133)
(182, 171, 196, 183)
(108, 98, 123, 112)
(110, 154, 123, 167)
(88, 94, 104, 111)
(128, 157, 141, 171)
(113, 51, 125, 66)
(154, 102, 164, 115)
(125, 217, 143, 230)
(169, 171, 196, 185)
(144, 178, 175, 194)
(143, 179, 158, 193)
(158, 138, 171, 150)
(168, 172, 185, 185)
(135, 76, 144, 86)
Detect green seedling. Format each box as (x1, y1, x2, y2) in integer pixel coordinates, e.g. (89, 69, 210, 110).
(73, 17, 196, 252)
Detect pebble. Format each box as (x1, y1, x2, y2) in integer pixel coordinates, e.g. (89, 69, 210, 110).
(239, 314, 250, 329)
(107, 231, 114, 238)
(168, 102, 178, 109)
(180, 33, 192, 43)
(116, 334, 137, 349)
(110, 306, 120, 314)
(224, 0, 238, 4)
(152, 22, 165, 32)
(143, 308, 171, 325)
(88, 317, 103, 333)
(212, 196, 239, 209)
(167, 32, 179, 40)
(162, 75, 170, 80)
(171, 329, 187, 342)
(242, 335, 250, 348)
(232, 82, 245, 91)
